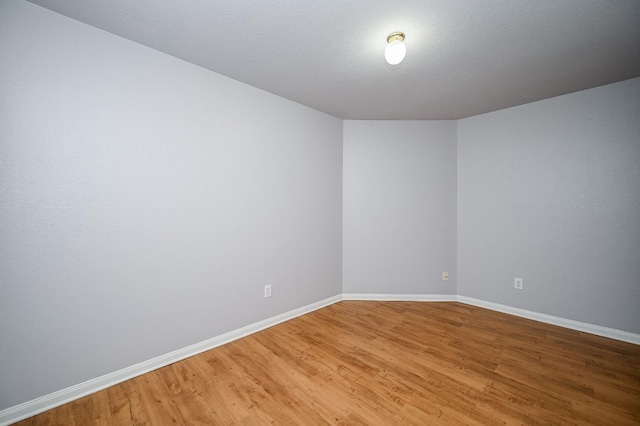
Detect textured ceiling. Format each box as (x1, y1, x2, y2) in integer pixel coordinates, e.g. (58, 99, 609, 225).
(26, 0, 640, 119)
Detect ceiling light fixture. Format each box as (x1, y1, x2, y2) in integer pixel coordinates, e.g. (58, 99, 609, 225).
(384, 31, 406, 65)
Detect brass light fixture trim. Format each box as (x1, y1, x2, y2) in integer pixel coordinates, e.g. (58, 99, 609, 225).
(387, 31, 405, 43)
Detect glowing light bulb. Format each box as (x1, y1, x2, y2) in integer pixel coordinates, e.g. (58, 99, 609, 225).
(385, 32, 406, 65)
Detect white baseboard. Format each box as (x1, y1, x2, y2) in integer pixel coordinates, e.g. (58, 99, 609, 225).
(3, 292, 638, 425)
(456, 295, 640, 345)
(343, 294, 640, 344)
(342, 293, 457, 302)
(0, 294, 342, 426)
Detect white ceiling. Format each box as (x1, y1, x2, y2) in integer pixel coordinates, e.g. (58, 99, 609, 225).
(27, 0, 640, 120)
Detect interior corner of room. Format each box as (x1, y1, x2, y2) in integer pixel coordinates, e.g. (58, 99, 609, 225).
(1, 0, 639, 423)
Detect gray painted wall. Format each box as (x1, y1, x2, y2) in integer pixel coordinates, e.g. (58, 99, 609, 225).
(2, 0, 639, 415)
(0, 0, 342, 410)
(457, 78, 640, 334)
(343, 121, 457, 294)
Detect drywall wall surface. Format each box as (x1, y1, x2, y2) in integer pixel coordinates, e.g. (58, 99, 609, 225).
(343, 121, 457, 294)
(457, 77, 640, 334)
(0, 0, 342, 410)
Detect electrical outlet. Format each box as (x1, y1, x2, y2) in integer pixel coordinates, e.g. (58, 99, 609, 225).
(442, 272, 449, 281)
(264, 285, 272, 298)
(514, 278, 523, 290)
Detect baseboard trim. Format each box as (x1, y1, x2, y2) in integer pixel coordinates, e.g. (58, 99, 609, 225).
(0, 294, 342, 426)
(3, 292, 638, 424)
(342, 293, 640, 344)
(342, 293, 457, 302)
(456, 295, 640, 345)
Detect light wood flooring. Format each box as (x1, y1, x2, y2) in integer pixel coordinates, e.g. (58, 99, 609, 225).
(17, 301, 640, 425)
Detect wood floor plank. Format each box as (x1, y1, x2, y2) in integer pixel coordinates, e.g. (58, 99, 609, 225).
(15, 302, 640, 425)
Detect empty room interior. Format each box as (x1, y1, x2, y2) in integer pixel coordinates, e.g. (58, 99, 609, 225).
(1, 0, 639, 424)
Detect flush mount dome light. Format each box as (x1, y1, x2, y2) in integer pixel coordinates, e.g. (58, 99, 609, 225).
(384, 31, 406, 65)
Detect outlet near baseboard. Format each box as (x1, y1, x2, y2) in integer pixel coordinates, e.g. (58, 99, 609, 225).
(514, 278, 524, 290)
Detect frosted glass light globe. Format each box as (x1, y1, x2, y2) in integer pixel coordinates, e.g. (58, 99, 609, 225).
(384, 36, 406, 65)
